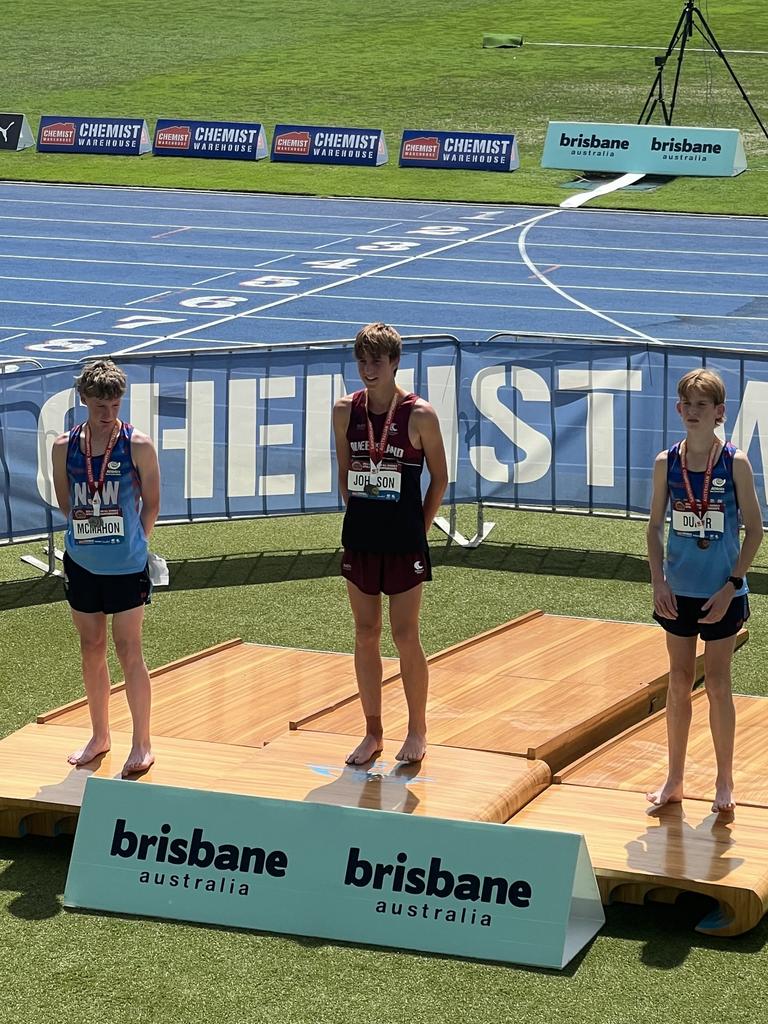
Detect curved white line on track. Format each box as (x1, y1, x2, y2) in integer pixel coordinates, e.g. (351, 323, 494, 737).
(517, 209, 660, 342)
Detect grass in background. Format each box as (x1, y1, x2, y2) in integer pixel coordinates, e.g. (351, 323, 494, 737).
(1, 507, 767, 1023)
(2, 0, 768, 214)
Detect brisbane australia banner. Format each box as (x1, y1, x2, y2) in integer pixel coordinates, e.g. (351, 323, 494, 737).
(65, 777, 604, 968)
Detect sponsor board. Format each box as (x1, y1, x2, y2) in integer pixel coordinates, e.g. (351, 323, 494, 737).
(37, 116, 151, 155)
(542, 121, 746, 176)
(5, 339, 768, 543)
(399, 129, 519, 172)
(270, 124, 388, 166)
(65, 777, 603, 968)
(0, 113, 34, 151)
(153, 119, 268, 161)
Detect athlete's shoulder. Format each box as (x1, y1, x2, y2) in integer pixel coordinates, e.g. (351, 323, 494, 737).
(409, 396, 438, 420)
(53, 431, 71, 448)
(127, 427, 154, 449)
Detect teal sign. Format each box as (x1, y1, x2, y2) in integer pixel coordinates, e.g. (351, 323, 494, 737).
(542, 121, 747, 176)
(64, 778, 603, 968)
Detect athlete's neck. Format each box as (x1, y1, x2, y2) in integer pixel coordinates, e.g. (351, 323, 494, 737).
(683, 430, 719, 458)
(366, 383, 401, 415)
(86, 418, 121, 450)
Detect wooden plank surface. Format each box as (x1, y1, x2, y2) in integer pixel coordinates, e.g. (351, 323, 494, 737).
(0, 723, 549, 834)
(508, 784, 768, 936)
(203, 730, 551, 823)
(40, 644, 397, 746)
(556, 691, 768, 808)
(299, 614, 694, 769)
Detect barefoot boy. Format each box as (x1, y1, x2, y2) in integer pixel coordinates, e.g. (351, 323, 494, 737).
(333, 323, 448, 765)
(646, 369, 763, 812)
(52, 360, 160, 777)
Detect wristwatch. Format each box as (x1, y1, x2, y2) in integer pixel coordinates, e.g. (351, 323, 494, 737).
(727, 575, 744, 590)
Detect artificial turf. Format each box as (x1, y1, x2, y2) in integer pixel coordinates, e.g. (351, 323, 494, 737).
(2, 1, 768, 214)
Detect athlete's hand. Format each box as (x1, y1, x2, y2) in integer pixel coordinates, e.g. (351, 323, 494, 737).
(699, 585, 732, 624)
(652, 579, 677, 619)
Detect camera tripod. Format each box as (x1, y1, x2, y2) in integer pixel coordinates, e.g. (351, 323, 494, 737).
(638, 1, 768, 141)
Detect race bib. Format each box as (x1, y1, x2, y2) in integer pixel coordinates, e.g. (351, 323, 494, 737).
(72, 509, 126, 543)
(671, 506, 725, 539)
(348, 459, 402, 501)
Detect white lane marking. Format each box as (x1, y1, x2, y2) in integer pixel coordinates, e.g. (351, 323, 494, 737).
(112, 209, 570, 354)
(51, 310, 103, 327)
(517, 209, 658, 342)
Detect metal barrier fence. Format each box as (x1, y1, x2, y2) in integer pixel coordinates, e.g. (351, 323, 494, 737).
(2, 331, 767, 561)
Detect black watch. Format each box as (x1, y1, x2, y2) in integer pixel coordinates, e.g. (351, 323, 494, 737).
(727, 575, 744, 590)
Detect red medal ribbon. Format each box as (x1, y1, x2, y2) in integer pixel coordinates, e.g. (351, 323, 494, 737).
(84, 420, 121, 508)
(365, 390, 400, 468)
(679, 439, 719, 527)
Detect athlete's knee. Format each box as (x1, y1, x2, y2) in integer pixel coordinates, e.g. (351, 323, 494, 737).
(354, 621, 381, 647)
(79, 631, 107, 658)
(390, 621, 421, 653)
(112, 633, 144, 667)
(704, 673, 732, 701)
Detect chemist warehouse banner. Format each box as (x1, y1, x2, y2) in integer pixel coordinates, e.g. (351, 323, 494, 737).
(2, 337, 768, 543)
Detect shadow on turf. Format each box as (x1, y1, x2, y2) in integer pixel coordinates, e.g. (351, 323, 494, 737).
(3, 544, 768, 610)
(0, 836, 70, 920)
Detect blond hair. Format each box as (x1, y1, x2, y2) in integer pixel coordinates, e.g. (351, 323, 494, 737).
(75, 360, 127, 399)
(354, 322, 402, 363)
(677, 369, 726, 424)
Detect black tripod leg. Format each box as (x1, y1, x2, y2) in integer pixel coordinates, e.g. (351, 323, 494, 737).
(638, 10, 688, 125)
(694, 10, 768, 141)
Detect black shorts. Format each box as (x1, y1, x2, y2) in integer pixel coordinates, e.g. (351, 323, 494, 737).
(341, 549, 432, 596)
(63, 552, 152, 615)
(653, 593, 749, 642)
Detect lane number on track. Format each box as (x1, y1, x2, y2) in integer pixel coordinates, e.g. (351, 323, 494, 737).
(27, 338, 107, 353)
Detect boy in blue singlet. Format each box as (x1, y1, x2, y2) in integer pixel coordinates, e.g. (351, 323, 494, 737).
(647, 369, 763, 813)
(52, 360, 161, 777)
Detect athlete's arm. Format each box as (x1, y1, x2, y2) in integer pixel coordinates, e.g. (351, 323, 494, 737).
(700, 450, 764, 623)
(131, 432, 161, 539)
(647, 451, 677, 618)
(411, 402, 448, 532)
(51, 434, 71, 517)
(333, 397, 353, 505)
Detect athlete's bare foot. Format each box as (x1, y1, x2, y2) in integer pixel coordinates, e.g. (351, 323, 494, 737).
(122, 746, 155, 777)
(712, 781, 736, 814)
(345, 733, 383, 766)
(646, 779, 684, 807)
(67, 735, 111, 766)
(395, 731, 427, 763)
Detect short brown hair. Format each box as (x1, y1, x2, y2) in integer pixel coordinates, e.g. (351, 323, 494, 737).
(677, 369, 726, 423)
(75, 359, 127, 399)
(354, 322, 402, 362)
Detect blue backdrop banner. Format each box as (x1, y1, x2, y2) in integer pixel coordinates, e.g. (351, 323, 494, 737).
(2, 336, 767, 543)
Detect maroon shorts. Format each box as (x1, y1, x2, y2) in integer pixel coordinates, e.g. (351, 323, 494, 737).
(341, 549, 432, 596)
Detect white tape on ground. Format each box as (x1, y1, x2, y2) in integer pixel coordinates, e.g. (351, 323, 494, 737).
(560, 173, 647, 209)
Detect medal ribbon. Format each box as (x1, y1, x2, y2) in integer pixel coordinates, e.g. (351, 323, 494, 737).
(365, 390, 399, 468)
(84, 420, 121, 508)
(679, 439, 719, 532)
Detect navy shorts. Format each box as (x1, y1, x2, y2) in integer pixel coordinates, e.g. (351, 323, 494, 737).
(341, 549, 431, 596)
(63, 552, 152, 615)
(653, 593, 749, 641)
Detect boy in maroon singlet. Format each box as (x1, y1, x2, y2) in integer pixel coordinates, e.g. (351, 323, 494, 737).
(333, 323, 448, 765)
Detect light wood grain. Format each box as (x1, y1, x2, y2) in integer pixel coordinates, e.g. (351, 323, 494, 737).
(40, 644, 397, 746)
(508, 784, 768, 936)
(203, 730, 551, 822)
(300, 614, 697, 770)
(0, 724, 549, 834)
(556, 691, 768, 807)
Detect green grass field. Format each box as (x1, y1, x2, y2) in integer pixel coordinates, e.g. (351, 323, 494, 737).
(2, 1, 768, 214)
(3, 1, 768, 1019)
(2, 509, 768, 1023)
